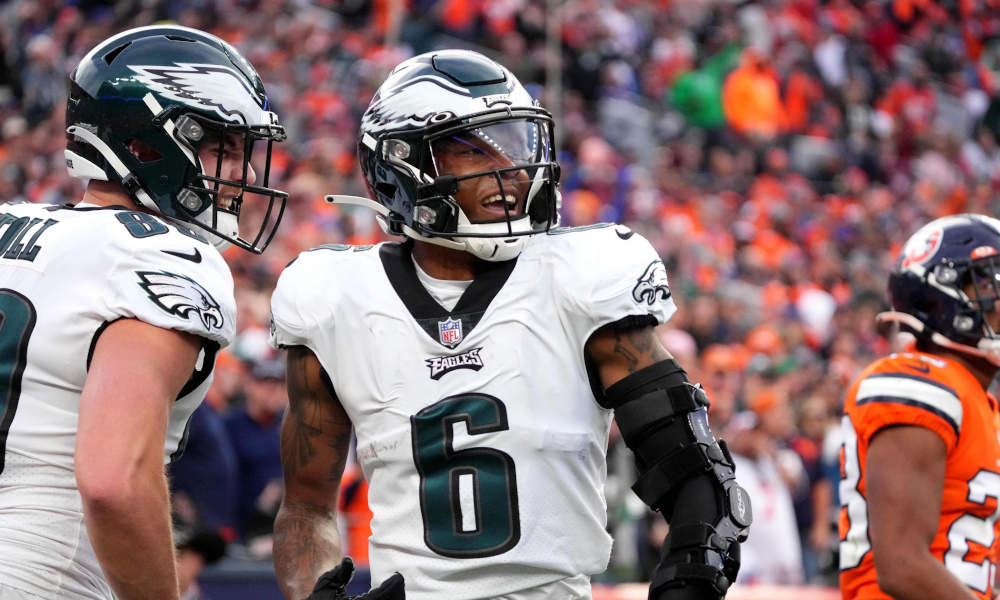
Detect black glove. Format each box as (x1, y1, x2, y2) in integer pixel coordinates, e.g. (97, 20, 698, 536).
(303, 557, 405, 600)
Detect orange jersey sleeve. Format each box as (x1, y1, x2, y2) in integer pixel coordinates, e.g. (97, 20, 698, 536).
(839, 351, 1000, 600)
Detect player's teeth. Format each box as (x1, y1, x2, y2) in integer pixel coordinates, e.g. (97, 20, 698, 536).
(481, 194, 517, 207)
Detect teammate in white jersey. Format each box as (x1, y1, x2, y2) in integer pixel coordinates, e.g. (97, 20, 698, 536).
(270, 50, 750, 600)
(0, 26, 287, 600)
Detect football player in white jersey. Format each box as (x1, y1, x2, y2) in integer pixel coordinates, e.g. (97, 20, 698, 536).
(270, 50, 750, 600)
(0, 26, 287, 600)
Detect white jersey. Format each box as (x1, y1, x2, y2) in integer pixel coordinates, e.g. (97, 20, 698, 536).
(0, 201, 235, 600)
(270, 225, 675, 600)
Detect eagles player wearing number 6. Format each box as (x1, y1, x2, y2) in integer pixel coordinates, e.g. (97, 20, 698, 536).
(0, 26, 288, 600)
(840, 214, 1000, 600)
(269, 50, 750, 600)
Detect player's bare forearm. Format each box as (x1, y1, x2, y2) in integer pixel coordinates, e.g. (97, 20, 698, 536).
(877, 552, 980, 600)
(585, 323, 672, 389)
(274, 346, 354, 599)
(83, 467, 179, 600)
(274, 500, 343, 599)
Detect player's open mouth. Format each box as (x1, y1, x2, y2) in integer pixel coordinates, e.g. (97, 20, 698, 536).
(478, 192, 521, 219)
(480, 193, 517, 208)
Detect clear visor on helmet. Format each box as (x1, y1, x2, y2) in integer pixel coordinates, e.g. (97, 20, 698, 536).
(427, 119, 553, 225)
(431, 119, 550, 167)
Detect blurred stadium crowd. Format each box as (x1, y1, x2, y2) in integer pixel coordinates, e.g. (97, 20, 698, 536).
(3, 0, 1000, 592)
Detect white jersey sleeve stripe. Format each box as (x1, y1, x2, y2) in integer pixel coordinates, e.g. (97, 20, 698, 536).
(855, 374, 962, 436)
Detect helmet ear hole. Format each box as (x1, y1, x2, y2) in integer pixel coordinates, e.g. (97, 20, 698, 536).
(125, 139, 163, 163)
(910, 296, 938, 317)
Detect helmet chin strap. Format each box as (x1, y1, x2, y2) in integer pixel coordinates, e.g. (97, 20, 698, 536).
(453, 210, 530, 262)
(160, 209, 236, 252)
(65, 125, 160, 213)
(877, 311, 1000, 367)
(325, 194, 530, 261)
(196, 211, 237, 252)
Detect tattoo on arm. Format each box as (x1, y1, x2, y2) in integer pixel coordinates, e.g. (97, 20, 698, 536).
(587, 324, 673, 390)
(276, 346, 354, 600)
(273, 501, 340, 599)
(282, 350, 323, 477)
(282, 347, 353, 480)
(612, 326, 669, 374)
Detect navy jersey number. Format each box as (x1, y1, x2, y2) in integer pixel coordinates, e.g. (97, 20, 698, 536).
(116, 211, 206, 243)
(0, 289, 36, 476)
(411, 394, 521, 558)
(116, 211, 169, 238)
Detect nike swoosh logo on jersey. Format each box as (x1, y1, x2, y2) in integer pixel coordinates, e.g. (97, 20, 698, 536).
(161, 248, 202, 263)
(616, 228, 634, 240)
(905, 363, 931, 374)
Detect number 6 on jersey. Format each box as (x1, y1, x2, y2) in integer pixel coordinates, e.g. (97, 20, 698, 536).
(411, 394, 521, 558)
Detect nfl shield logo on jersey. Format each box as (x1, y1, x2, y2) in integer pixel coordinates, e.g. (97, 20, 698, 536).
(438, 317, 463, 348)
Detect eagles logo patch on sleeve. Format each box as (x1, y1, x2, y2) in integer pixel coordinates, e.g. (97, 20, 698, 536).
(136, 270, 225, 331)
(632, 259, 671, 305)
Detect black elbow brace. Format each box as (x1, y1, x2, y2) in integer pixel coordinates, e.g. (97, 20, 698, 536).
(606, 359, 752, 597)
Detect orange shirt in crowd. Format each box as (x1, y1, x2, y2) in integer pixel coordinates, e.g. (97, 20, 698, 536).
(784, 69, 824, 134)
(722, 50, 786, 140)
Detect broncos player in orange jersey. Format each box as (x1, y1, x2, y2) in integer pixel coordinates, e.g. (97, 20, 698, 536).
(840, 213, 1000, 600)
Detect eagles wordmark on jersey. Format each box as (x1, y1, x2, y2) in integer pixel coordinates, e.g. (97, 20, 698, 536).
(270, 225, 675, 600)
(0, 201, 235, 600)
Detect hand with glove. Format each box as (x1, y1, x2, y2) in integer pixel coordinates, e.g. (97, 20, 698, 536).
(303, 557, 405, 600)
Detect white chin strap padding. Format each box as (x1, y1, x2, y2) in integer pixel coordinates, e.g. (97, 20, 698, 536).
(462, 234, 526, 262)
(454, 211, 531, 262)
(194, 210, 237, 252)
(325, 193, 534, 261)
